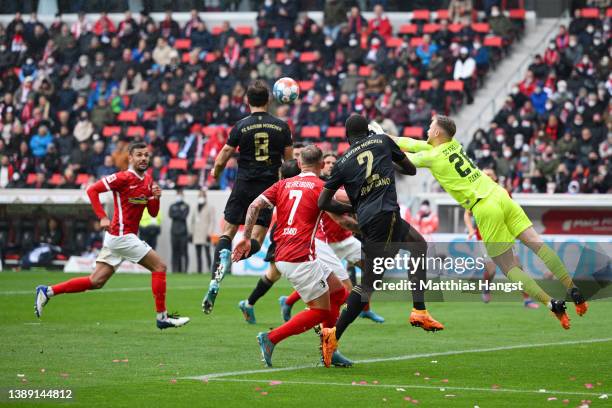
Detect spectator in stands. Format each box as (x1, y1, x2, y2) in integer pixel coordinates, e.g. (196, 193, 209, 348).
(488, 5, 514, 40)
(409, 97, 433, 128)
(416, 35, 438, 68)
(453, 47, 476, 104)
(30, 125, 53, 159)
(411, 200, 439, 236)
(191, 21, 214, 52)
(96, 155, 116, 178)
(153, 37, 178, 68)
(368, 4, 392, 40)
(323, 0, 347, 41)
(0, 155, 13, 188)
(73, 111, 94, 143)
(191, 189, 216, 274)
(347, 5, 367, 35)
(169, 188, 190, 273)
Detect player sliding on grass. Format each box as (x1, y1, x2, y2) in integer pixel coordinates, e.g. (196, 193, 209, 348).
(233, 146, 352, 367)
(34, 142, 190, 330)
(390, 115, 588, 329)
(202, 80, 293, 314)
(319, 114, 444, 368)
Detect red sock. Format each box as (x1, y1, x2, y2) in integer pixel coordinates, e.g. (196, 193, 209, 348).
(323, 287, 348, 328)
(522, 292, 530, 300)
(268, 308, 328, 344)
(51, 277, 92, 295)
(285, 290, 301, 306)
(363, 302, 370, 312)
(151, 272, 166, 313)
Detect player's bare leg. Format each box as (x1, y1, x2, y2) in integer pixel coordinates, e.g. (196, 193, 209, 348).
(492, 247, 569, 329)
(517, 227, 588, 316)
(139, 250, 189, 329)
(35, 262, 114, 318)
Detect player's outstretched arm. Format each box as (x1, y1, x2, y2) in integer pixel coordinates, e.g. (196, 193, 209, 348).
(212, 145, 236, 180)
(389, 135, 433, 153)
(393, 156, 417, 175)
(232, 196, 271, 262)
(326, 212, 360, 234)
(318, 188, 353, 215)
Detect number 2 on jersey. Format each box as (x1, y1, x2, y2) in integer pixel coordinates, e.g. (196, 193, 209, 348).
(287, 190, 302, 225)
(448, 149, 476, 178)
(254, 132, 269, 162)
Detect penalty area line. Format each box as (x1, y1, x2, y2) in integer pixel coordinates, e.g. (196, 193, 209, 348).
(206, 378, 610, 397)
(184, 337, 612, 380)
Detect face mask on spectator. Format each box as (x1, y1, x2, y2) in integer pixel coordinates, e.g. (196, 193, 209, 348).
(574, 118, 583, 126)
(522, 181, 531, 190)
(349, 39, 358, 47)
(511, 86, 519, 95)
(419, 205, 430, 215)
(520, 156, 529, 164)
(548, 43, 555, 50)
(569, 39, 577, 47)
(491, 8, 500, 17)
(545, 102, 553, 110)
(198, 197, 206, 205)
(521, 121, 531, 128)
(482, 149, 490, 157)
(594, 38, 601, 46)
(325, 39, 333, 46)
(522, 144, 530, 153)
(512, 120, 519, 127)
(587, 99, 596, 107)
(503, 150, 512, 158)
(496, 134, 504, 143)
(576, 106, 585, 114)
(473, 42, 481, 50)
(563, 101, 573, 111)
(586, 26, 594, 34)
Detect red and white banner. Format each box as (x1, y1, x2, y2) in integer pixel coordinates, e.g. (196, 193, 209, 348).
(542, 210, 612, 235)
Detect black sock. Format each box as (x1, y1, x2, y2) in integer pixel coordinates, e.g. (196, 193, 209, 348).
(211, 235, 232, 280)
(347, 266, 356, 286)
(335, 286, 369, 341)
(241, 239, 261, 260)
(247, 276, 274, 306)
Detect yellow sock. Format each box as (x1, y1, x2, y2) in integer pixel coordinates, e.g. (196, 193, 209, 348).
(537, 245, 574, 289)
(507, 266, 552, 305)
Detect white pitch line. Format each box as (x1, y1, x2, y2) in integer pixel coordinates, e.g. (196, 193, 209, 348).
(206, 378, 610, 398)
(185, 337, 612, 380)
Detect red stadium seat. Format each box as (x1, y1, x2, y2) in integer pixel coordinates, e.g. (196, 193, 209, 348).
(419, 80, 433, 91)
(203, 126, 223, 138)
(436, 9, 450, 20)
(126, 126, 145, 137)
(143, 111, 158, 121)
(423, 23, 441, 34)
(403, 127, 424, 138)
(117, 111, 137, 122)
(412, 9, 430, 21)
(326, 127, 345, 138)
(444, 80, 464, 92)
(398, 24, 418, 35)
(204, 53, 217, 63)
(385, 37, 403, 48)
(298, 80, 314, 91)
(243, 38, 256, 48)
(181, 52, 191, 63)
(236, 26, 253, 36)
(211, 26, 223, 35)
(267, 38, 285, 49)
(300, 126, 320, 139)
(168, 158, 188, 170)
(174, 38, 191, 50)
(193, 159, 206, 169)
(315, 142, 331, 152)
(509, 9, 526, 19)
(177, 174, 190, 186)
(299, 52, 318, 62)
(607, 8, 612, 18)
(191, 123, 203, 134)
(449, 23, 464, 33)
(337, 142, 350, 155)
(166, 142, 180, 157)
(26, 173, 37, 184)
(580, 8, 600, 18)
(410, 37, 424, 47)
(276, 52, 287, 63)
(76, 174, 89, 185)
(484, 36, 503, 47)
(49, 173, 62, 185)
(358, 65, 372, 76)
(471, 23, 490, 33)
(102, 126, 121, 137)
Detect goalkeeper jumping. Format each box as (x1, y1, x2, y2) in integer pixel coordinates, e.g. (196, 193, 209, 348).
(384, 115, 588, 329)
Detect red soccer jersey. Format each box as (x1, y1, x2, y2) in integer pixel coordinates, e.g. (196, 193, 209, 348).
(261, 172, 323, 263)
(95, 169, 155, 236)
(316, 212, 352, 243)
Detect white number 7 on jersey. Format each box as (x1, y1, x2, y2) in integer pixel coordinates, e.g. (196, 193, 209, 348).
(287, 190, 303, 225)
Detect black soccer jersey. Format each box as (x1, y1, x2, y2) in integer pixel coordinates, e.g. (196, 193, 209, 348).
(324, 134, 406, 228)
(227, 111, 293, 182)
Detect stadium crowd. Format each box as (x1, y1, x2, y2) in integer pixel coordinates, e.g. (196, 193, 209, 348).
(466, 7, 612, 194)
(0, 1, 523, 190)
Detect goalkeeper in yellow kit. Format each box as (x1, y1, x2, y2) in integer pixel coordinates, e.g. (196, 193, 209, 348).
(388, 115, 588, 330)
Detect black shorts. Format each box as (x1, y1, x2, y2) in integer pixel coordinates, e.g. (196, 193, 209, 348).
(264, 223, 277, 263)
(224, 179, 274, 227)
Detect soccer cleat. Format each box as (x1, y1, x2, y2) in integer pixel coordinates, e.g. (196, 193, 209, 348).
(548, 299, 570, 330)
(215, 249, 232, 282)
(256, 332, 275, 367)
(330, 350, 353, 367)
(202, 280, 219, 314)
(359, 309, 385, 323)
(409, 309, 445, 332)
(524, 299, 540, 309)
(156, 313, 190, 330)
(238, 300, 256, 324)
(278, 296, 292, 322)
(34, 285, 50, 318)
(568, 287, 588, 316)
(319, 327, 338, 368)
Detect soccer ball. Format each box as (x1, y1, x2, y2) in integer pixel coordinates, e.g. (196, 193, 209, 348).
(273, 77, 300, 104)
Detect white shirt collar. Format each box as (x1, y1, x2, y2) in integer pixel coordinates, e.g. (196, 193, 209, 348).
(299, 172, 316, 177)
(128, 167, 145, 180)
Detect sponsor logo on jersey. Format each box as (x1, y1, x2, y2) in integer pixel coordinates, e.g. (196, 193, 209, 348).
(128, 196, 148, 205)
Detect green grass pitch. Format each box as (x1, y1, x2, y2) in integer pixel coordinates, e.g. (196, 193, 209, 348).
(1, 271, 610, 407)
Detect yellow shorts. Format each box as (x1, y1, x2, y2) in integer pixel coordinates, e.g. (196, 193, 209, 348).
(472, 186, 532, 258)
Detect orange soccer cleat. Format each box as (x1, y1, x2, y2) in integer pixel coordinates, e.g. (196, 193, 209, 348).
(569, 287, 588, 317)
(409, 309, 445, 332)
(549, 299, 570, 330)
(319, 327, 338, 368)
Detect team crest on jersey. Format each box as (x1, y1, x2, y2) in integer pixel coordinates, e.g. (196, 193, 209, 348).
(319, 279, 326, 289)
(106, 174, 117, 183)
(128, 196, 148, 205)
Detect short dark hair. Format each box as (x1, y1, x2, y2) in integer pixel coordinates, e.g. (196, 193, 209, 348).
(246, 80, 270, 107)
(435, 115, 456, 138)
(280, 159, 301, 179)
(323, 153, 337, 160)
(128, 141, 148, 154)
(293, 142, 305, 149)
(300, 145, 323, 166)
(345, 114, 369, 141)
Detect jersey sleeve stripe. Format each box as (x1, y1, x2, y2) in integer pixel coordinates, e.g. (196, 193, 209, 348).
(259, 194, 274, 209)
(116, 192, 124, 236)
(102, 177, 111, 191)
